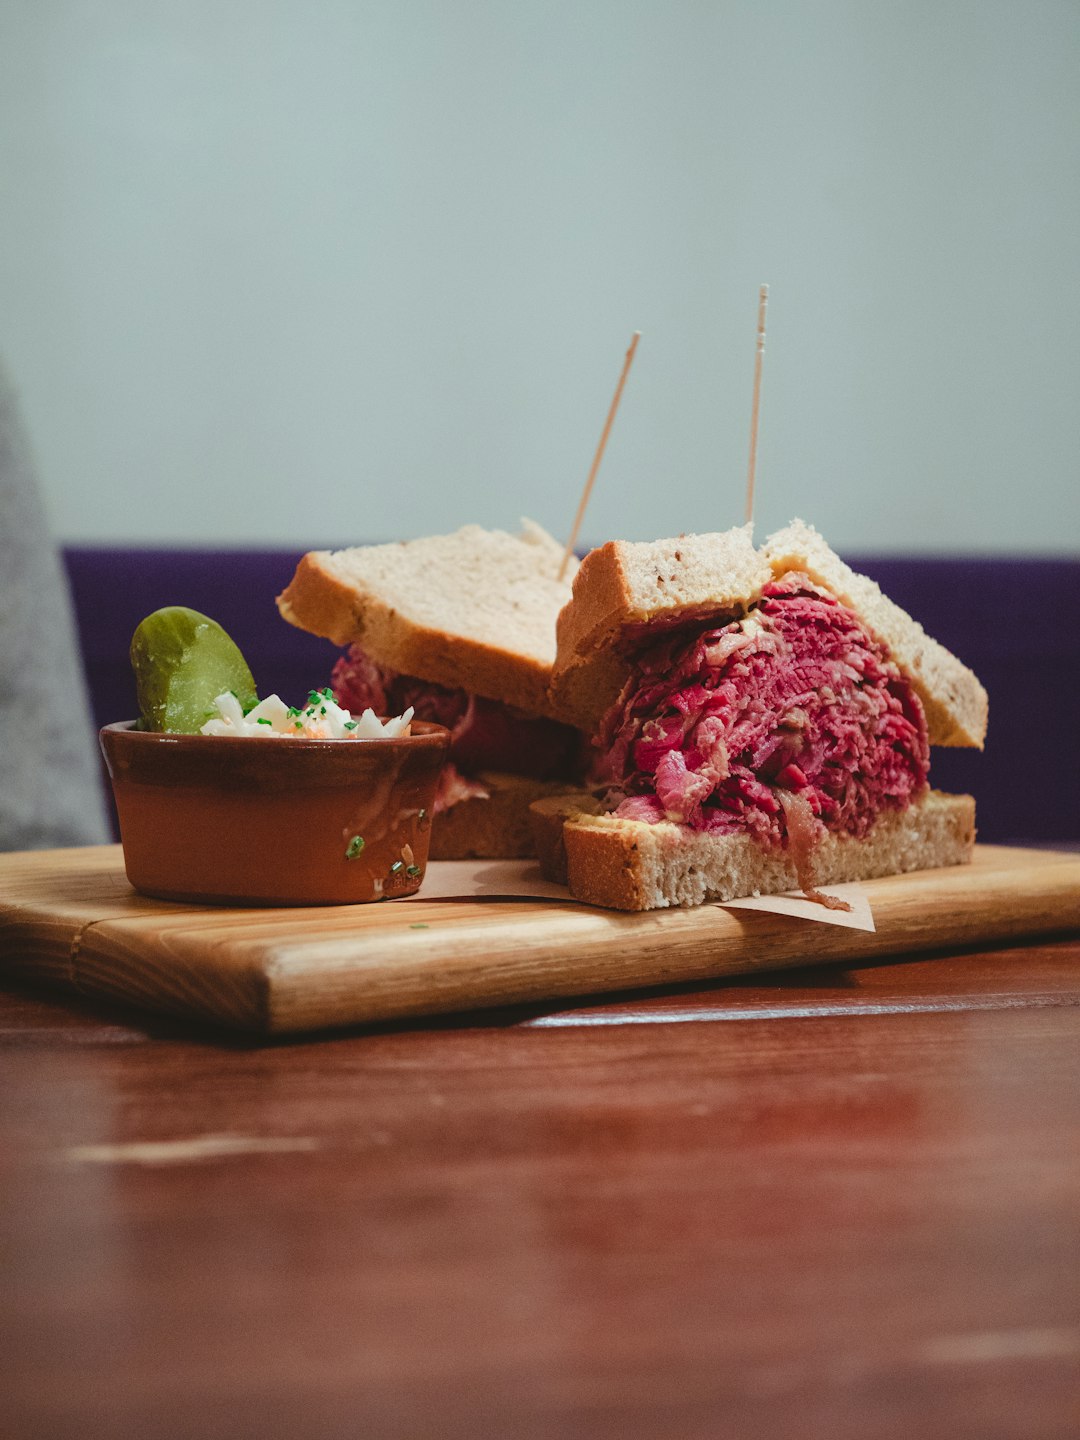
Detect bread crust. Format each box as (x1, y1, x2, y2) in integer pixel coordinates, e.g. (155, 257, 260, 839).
(530, 790, 976, 911)
(548, 519, 988, 747)
(277, 524, 576, 722)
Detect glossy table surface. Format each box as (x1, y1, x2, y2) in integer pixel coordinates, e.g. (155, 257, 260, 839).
(3, 934, 1080, 1439)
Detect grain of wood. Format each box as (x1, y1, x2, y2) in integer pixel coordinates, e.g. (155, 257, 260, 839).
(0, 844, 1077, 1034)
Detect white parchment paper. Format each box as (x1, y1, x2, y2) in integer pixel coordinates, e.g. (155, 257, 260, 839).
(408, 860, 874, 931)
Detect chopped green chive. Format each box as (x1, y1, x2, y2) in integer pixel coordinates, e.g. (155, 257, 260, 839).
(344, 720, 357, 731)
(256, 717, 272, 726)
(345, 835, 366, 860)
(406, 865, 421, 877)
(390, 860, 404, 874)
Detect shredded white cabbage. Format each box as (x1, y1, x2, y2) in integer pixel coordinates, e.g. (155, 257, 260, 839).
(199, 690, 414, 740)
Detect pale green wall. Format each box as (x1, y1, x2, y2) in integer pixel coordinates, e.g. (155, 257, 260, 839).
(1, 0, 1077, 552)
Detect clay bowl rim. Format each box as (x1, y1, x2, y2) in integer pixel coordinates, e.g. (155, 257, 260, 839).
(100, 717, 451, 751)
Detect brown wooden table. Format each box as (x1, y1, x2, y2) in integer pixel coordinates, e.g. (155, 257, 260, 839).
(3, 935, 1080, 1439)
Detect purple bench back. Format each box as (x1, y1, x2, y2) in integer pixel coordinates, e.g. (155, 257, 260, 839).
(64, 548, 1079, 845)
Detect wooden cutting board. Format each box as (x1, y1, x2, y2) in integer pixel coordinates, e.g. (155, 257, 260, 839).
(0, 844, 1077, 1035)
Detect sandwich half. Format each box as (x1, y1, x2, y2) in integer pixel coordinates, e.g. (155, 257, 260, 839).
(532, 519, 987, 910)
(276, 521, 584, 858)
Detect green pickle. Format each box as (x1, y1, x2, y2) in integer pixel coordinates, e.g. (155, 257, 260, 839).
(131, 606, 258, 733)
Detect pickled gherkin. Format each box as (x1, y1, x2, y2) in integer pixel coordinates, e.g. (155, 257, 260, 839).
(131, 607, 258, 733)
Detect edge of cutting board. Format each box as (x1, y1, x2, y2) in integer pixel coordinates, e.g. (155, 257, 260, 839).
(1, 844, 1078, 1034)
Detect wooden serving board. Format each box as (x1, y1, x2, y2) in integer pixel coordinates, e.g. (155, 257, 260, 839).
(0, 844, 1077, 1035)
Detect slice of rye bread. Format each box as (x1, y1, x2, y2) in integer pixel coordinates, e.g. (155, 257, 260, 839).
(429, 773, 577, 861)
(277, 521, 577, 722)
(530, 790, 976, 911)
(549, 520, 988, 747)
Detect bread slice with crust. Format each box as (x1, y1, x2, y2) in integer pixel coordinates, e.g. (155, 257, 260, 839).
(531, 790, 976, 911)
(549, 519, 987, 748)
(277, 521, 577, 722)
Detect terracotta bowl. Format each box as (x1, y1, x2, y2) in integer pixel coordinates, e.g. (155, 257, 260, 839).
(100, 720, 450, 906)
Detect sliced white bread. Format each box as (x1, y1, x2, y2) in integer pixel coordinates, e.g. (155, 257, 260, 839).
(429, 772, 578, 860)
(277, 521, 577, 721)
(549, 519, 987, 748)
(531, 790, 976, 912)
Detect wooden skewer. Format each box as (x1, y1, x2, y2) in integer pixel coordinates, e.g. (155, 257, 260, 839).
(744, 284, 769, 527)
(558, 331, 641, 581)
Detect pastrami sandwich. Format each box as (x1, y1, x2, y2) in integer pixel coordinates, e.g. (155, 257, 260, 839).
(276, 522, 584, 858)
(531, 520, 987, 910)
